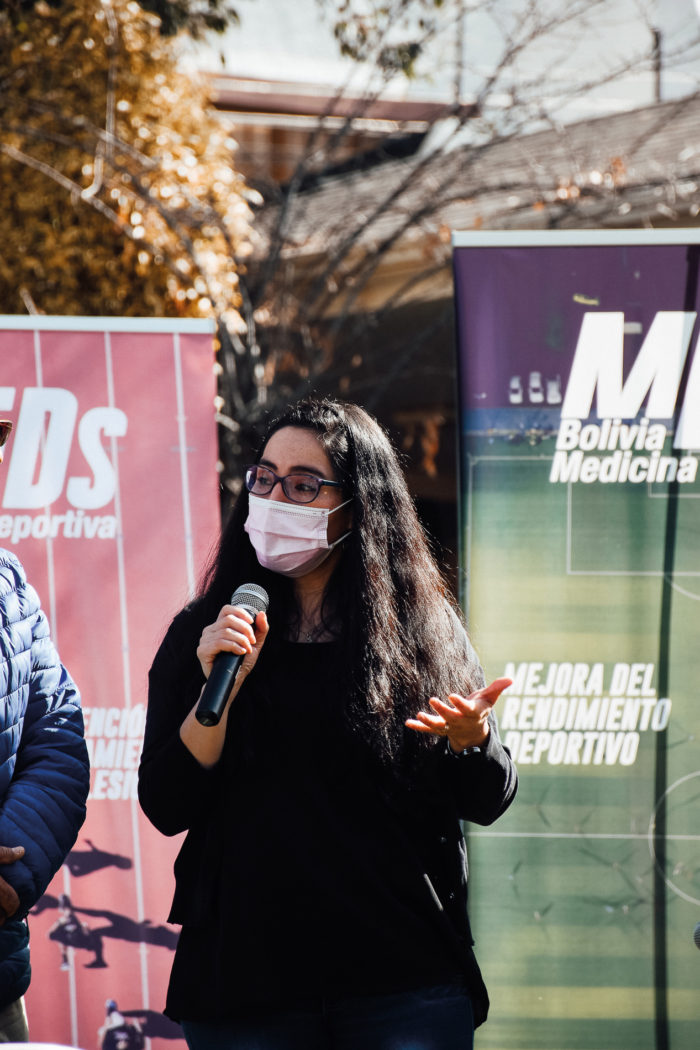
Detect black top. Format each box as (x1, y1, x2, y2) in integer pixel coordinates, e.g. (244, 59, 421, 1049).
(139, 616, 518, 1024)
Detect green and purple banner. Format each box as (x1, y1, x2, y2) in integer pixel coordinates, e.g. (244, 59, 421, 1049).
(452, 230, 700, 1049)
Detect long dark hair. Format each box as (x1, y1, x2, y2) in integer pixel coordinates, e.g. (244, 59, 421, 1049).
(190, 397, 481, 760)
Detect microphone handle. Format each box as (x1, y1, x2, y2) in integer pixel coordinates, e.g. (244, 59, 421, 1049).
(195, 650, 245, 727)
(194, 588, 268, 727)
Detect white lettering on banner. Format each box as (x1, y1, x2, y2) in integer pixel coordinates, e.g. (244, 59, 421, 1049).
(550, 311, 700, 483)
(556, 418, 667, 452)
(1, 387, 127, 510)
(501, 662, 670, 766)
(90, 770, 139, 801)
(0, 388, 16, 412)
(549, 448, 698, 484)
(4, 388, 78, 508)
(561, 312, 697, 429)
(84, 704, 146, 801)
(67, 407, 128, 508)
(0, 512, 117, 543)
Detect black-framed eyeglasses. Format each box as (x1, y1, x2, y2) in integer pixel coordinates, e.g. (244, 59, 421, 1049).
(0, 421, 13, 447)
(245, 464, 342, 504)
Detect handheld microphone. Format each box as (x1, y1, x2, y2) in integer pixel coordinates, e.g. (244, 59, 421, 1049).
(195, 583, 269, 727)
(694, 921, 700, 949)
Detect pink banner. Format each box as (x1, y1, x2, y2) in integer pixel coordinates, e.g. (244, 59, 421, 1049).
(0, 317, 220, 1050)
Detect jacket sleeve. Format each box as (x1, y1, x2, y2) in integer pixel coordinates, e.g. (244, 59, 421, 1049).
(437, 711, 518, 824)
(0, 574, 89, 916)
(435, 620, 518, 825)
(138, 614, 220, 837)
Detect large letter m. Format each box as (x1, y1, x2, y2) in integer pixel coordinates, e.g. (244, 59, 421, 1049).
(561, 312, 700, 449)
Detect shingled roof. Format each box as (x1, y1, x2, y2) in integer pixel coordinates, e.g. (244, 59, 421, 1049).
(255, 90, 700, 264)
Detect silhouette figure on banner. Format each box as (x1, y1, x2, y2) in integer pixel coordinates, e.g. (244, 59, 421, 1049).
(40, 894, 178, 962)
(76, 905, 180, 950)
(48, 894, 107, 969)
(64, 839, 132, 878)
(118, 1008, 184, 1043)
(98, 999, 145, 1050)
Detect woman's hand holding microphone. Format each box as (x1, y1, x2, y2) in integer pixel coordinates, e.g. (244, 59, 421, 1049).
(197, 604, 269, 684)
(181, 604, 269, 768)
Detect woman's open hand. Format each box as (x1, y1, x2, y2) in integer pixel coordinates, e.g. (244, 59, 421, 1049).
(197, 604, 269, 683)
(406, 677, 512, 752)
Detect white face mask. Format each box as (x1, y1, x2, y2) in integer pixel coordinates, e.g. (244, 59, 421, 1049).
(244, 494, 352, 578)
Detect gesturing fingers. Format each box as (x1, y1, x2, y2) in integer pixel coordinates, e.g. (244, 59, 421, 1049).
(470, 676, 513, 707)
(405, 709, 448, 737)
(443, 677, 513, 713)
(405, 677, 513, 749)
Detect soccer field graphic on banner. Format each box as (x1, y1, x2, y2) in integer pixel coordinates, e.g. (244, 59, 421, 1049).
(0, 316, 218, 1050)
(452, 232, 700, 1050)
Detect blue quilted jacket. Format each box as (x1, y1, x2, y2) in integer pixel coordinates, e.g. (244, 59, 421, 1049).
(0, 549, 89, 1009)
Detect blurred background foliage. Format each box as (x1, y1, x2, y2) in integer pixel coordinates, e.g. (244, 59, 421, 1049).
(0, 0, 254, 322)
(9, 0, 242, 37)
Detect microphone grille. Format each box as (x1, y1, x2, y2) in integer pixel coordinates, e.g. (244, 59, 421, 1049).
(694, 922, 700, 950)
(230, 582, 269, 615)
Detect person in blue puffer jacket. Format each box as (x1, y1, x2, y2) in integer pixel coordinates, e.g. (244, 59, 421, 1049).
(0, 420, 90, 1041)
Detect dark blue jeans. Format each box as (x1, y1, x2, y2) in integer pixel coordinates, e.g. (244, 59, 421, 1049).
(181, 982, 474, 1050)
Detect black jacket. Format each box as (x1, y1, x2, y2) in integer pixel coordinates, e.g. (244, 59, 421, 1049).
(138, 610, 517, 1026)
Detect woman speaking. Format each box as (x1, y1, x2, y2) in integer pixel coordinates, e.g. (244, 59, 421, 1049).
(138, 398, 517, 1050)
